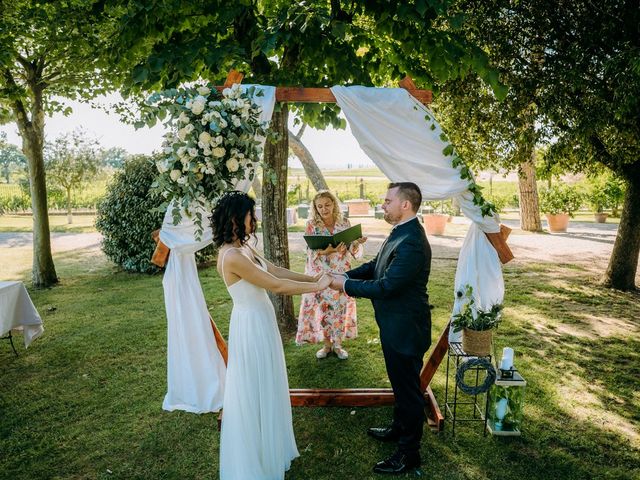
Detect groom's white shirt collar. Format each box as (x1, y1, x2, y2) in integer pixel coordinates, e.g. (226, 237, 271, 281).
(392, 215, 418, 230)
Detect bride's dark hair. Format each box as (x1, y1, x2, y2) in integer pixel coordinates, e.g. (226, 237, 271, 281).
(211, 191, 257, 247)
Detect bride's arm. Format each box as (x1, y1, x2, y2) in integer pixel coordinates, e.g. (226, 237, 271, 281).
(226, 250, 330, 294)
(249, 247, 316, 282)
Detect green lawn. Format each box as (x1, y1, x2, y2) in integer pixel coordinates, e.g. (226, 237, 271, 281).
(0, 214, 98, 233)
(1, 244, 639, 479)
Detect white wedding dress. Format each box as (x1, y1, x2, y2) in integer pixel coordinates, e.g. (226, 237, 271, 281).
(219, 248, 299, 480)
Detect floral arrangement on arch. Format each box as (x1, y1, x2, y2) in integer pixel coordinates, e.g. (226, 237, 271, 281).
(138, 82, 268, 238)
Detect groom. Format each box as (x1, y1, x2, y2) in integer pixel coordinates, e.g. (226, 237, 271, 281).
(330, 182, 431, 475)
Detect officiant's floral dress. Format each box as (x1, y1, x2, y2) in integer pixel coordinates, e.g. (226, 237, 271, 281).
(296, 218, 363, 345)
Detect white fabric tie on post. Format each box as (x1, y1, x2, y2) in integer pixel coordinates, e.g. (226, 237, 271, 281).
(160, 86, 276, 413)
(330, 85, 504, 344)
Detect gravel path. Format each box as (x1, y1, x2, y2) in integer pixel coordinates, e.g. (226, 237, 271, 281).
(0, 218, 619, 271)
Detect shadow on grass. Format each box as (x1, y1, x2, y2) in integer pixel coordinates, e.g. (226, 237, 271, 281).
(1, 247, 638, 479)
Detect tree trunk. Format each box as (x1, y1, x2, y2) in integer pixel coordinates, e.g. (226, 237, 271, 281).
(518, 151, 542, 232)
(603, 167, 640, 291)
(66, 187, 73, 224)
(288, 132, 328, 192)
(262, 104, 295, 329)
(11, 81, 58, 287)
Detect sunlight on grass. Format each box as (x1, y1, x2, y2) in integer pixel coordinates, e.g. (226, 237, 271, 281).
(1, 246, 638, 479)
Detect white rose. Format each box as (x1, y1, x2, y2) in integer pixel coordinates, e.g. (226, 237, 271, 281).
(163, 146, 173, 155)
(177, 146, 187, 157)
(169, 169, 181, 182)
(232, 116, 242, 127)
(184, 123, 194, 133)
(177, 175, 188, 185)
(190, 96, 207, 115)
(222, 87, 232, 97)
(199, 131, 212, 145)
(215, 135, 223, 145)
(219, 119, 228, 128)
(188, 148, 198, 158)
(212, 147, 226, 158)
(202, 146, 212, 156)
(156, 159, 169, 173)
(197, 86, 211, 96)
(178, 112, 189, 124)
(209, 100, 222, 108)
(226, 158, 240, 172)
(177, 128, 188, 141)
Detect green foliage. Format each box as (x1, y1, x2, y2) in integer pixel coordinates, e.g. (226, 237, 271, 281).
(110, 0, 506, 130)
(452, 285, 503, 332)
(0, 133, 27, 183)
(95, 155, 164, 273)
(539, 184, 584, 216)
(45, 130, 102, 211)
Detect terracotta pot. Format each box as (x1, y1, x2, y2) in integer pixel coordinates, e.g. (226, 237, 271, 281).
(545, 213, 570, 233)
(422, 213, 448, 236)
(462, 328, 493, 356)
(594, 212, 608, 223)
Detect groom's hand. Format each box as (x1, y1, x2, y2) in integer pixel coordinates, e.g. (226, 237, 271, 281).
(329, 274, 346, 291)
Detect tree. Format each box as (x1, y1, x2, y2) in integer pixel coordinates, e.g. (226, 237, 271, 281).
(100, 146, 129, 170)
(288, 123, 328, 193)
(536, 0, 640, 290)
(0, 132, 26, 183)
(0, 1, 117, 286)
(431, 1, 551, 232)
(109, 0, 504, 327)
(45, 130, 101, 224)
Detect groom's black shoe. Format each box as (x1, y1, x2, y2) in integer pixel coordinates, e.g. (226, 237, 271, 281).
(367, 426, 401, 442)
(373, 450, 421, 475)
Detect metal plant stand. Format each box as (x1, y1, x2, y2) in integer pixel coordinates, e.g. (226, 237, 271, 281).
(443, 342, 491, 436)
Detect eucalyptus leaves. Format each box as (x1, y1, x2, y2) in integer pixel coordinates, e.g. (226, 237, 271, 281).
(139, 83, 268, 238)
(452, 285, 503, 332)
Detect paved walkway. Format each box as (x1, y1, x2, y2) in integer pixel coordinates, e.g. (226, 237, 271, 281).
(0, 218, 621, 273)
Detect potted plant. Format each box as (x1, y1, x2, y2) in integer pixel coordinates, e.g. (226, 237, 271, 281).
(539, 184, 583, 233)
(587, 185, 609, 223)
(451, 285, 503, 356)
(422, 201, 450, 235)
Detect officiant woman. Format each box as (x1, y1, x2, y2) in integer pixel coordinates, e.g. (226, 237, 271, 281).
(296, 190, 366, 359)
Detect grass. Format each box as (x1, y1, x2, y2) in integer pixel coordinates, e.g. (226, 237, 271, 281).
(0, 214, 98, 233)
(1, 239, 639, 480)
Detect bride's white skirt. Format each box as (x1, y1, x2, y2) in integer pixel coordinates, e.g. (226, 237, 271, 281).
(220, 286, 299, 480)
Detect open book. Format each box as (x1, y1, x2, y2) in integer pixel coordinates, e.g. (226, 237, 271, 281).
(303, 224, 363, 250)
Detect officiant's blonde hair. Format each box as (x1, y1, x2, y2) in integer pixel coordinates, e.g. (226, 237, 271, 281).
(311, 190, 343, 226)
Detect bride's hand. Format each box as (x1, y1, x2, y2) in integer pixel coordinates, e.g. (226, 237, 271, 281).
(317, 274, 332, 290)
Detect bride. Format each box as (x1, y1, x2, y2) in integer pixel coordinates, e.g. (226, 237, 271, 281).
(212, 191, 331, 480)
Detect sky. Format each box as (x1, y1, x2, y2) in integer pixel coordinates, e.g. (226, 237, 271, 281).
(0, 94, 375, 169)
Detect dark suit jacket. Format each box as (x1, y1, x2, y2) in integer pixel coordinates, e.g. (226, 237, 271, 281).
(344, 217, 431, 357)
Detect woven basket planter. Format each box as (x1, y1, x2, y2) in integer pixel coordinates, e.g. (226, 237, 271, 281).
(462, 328, 493, 356)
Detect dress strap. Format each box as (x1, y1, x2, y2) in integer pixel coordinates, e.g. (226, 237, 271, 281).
(220, 247, 240, 287)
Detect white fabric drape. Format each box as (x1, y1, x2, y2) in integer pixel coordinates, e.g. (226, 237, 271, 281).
(161, 86, 276, 413)
(331, 86, 504, 343)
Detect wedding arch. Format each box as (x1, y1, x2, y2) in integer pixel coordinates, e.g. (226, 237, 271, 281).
(155, 70, 513, 431)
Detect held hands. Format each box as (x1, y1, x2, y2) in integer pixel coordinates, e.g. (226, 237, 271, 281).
(316, 274, 333, 290)
(328, 274, 346, 292)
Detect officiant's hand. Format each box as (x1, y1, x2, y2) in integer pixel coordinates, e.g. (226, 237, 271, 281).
(355, 236, 368, 244)
(320, 242, 347, 256)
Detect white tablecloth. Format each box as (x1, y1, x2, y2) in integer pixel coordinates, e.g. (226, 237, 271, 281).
(0, 281, 44, 348)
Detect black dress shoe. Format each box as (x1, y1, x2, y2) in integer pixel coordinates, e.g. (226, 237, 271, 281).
(373, 450, 421, 475)
(367, 426, 401, 442)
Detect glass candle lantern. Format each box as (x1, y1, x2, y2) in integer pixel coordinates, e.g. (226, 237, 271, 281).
(487, 370, 526, 436)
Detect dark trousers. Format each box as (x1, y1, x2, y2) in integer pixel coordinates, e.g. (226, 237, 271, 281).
(381, 341, 426, 453)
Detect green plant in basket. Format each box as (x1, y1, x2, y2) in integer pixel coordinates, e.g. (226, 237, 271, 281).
(451, 285, 503, 332)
